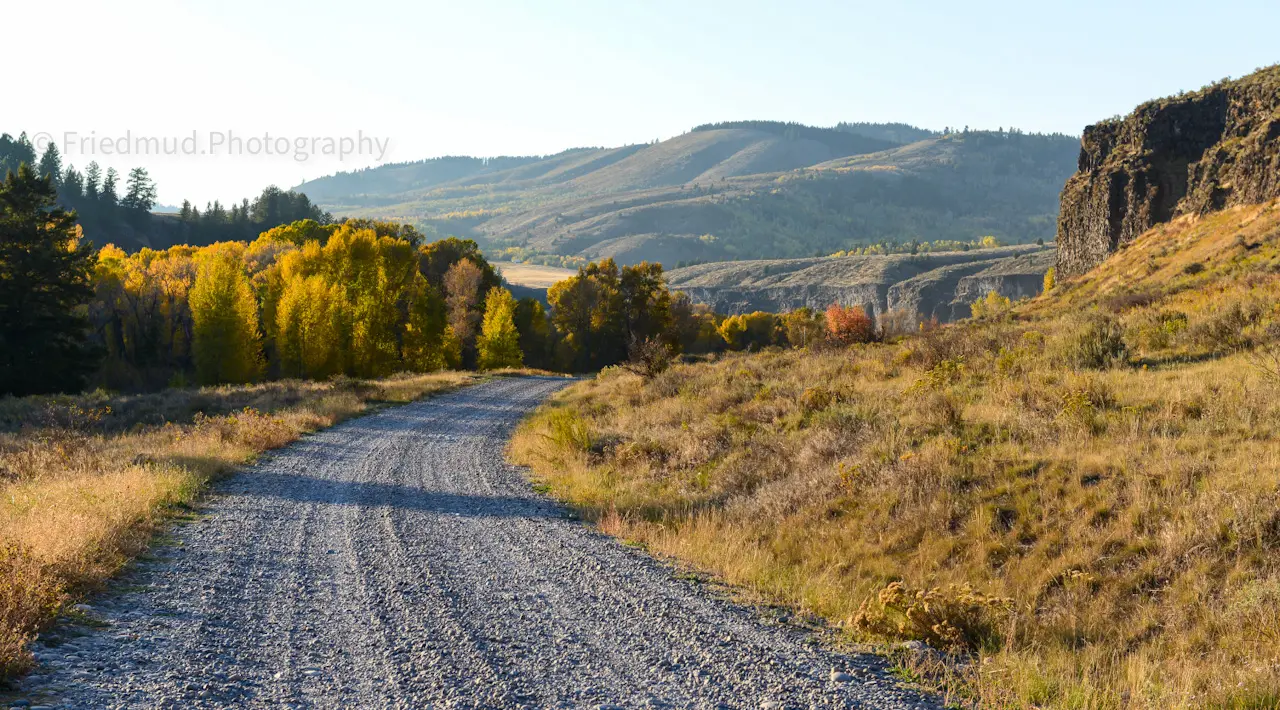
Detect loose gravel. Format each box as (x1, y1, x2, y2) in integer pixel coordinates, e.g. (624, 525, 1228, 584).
(11, 377, 941, 709)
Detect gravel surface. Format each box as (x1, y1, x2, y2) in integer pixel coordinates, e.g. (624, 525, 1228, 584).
(11, 377, 941, 709)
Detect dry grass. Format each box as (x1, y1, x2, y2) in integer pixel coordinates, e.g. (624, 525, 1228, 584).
(492, 261, 577, 289)
(512, 201, 1280, 708)
(0, 371, 476, 679)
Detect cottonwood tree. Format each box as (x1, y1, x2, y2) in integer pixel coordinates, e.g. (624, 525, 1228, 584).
(190, 247, 263, 384)
(444, 258, 485, 365)
(477, 288, 523, 370)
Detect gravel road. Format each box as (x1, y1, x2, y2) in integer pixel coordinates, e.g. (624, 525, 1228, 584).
(13, 377, 940, 709)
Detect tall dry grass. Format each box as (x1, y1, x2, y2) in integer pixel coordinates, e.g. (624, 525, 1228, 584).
(0, 372, 475, 679)
(511, 202, 1280, 708)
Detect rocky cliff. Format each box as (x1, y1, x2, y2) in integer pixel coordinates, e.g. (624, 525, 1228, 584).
(1057, 65, 1280, 276)
(666, 245, 1053, 321)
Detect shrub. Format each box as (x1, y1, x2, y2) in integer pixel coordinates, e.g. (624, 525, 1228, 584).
(0, 545, 66, 679)
(970, 291, 1013, 320)
(1130, 310, 1189, 351)
(717, 312, 781, 351)
(622, 337, 674, 380)
(907, 358, 966, 394)
(1102, 289, 1157, 313)
(543, 408, 593, 452)
(799, 386, 834, 413)
(781, 307, 825, 349)
(851, 581, 1013, 652)
(1190, 301, 1254, 352)
(1063, 315, 1128, 369)
(826, 303, 876, 345)
(877, 308, 917, 341)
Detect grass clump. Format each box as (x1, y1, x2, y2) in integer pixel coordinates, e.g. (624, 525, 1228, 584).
(1062, 315, 1128, 369)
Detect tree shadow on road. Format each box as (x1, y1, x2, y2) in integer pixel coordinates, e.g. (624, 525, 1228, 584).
(227, 471, 565, 520)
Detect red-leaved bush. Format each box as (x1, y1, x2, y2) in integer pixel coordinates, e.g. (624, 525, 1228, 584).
(826, 303, 875, 345)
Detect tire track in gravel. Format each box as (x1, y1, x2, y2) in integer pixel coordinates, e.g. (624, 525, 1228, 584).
(14, 376, 942, 709)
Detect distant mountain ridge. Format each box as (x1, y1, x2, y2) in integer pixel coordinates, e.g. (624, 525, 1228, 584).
(296, 121, 1079, 265)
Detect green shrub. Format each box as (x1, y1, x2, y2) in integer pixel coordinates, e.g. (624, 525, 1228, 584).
(1190, 301, 1255, 352)
(971, 291, 1013, 320)
(543, 408, 593, 452)
(1064, 315, 1128, 369)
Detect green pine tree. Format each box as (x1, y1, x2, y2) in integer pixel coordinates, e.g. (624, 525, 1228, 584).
(0, 164, 99, 395)
(37, 143, 62, 187)
(101, 167, 119, 206)
(83, 161, 101, 200)
(122, 167, 156, 212)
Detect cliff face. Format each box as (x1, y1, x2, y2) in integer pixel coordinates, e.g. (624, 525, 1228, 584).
(666, 246, 1054, 322)
(1057, 65, 1280, 276)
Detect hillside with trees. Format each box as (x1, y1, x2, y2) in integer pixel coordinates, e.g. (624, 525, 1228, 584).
(296, 123, 1079, 265)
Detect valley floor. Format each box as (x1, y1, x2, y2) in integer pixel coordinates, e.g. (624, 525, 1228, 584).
(8, 378, 939, 709)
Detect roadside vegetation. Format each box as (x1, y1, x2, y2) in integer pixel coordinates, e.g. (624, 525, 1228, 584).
(0, 371, 479, 679)
(512, 200, 1280, 708)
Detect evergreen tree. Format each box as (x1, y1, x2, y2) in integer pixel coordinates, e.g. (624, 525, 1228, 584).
(190, 250, 262, 384)
(476, 287, 522, 370)
(37, 143, 62, 187)
(101, 167, 119, 206)
(0, 164, 98, 395)
(0, 133, 37, 177)
(60, 165, 83, 201)
(83, 161, 102, 200)
(122, 167, 156, 212)
(179, 199, 193, 221)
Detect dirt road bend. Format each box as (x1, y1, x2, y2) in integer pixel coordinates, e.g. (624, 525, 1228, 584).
(19, 377, 939, 709)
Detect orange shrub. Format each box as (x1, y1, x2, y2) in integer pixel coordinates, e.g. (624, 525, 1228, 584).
(825, 303, 875, 345)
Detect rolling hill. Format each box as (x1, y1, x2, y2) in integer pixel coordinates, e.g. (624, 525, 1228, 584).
(296, 122, 1079, 266)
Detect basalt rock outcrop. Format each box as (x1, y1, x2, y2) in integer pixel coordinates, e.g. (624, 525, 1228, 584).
(666, 245, 1054, 322)
(1057, 65, 1280, 276)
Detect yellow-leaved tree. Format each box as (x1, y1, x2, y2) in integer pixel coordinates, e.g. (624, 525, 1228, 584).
(402, 276, 448, 372)
(476, 287, 523, 370)
(190, 247, 263, 384)
(275, 274, 351, 379)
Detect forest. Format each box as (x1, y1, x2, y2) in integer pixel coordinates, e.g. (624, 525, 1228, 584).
(1, 158, 899, 396)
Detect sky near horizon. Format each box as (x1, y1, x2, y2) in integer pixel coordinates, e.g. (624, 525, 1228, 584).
(9, 0, 1279, 206)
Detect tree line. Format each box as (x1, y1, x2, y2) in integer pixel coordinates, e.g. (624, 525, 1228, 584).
(2, 160, 902, 396)
(2, 131, 333, 253)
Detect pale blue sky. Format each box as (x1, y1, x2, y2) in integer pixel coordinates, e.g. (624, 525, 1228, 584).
(10, 0, 1278, 205)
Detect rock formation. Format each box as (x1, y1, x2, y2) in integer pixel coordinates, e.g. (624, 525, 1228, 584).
(1057, 65, 1280, 276)
(666, 245, 1053, 322)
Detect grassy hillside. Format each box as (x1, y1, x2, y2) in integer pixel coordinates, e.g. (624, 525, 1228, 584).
(297, 125, 1079, 265)
(512, 199, 1280, 708)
